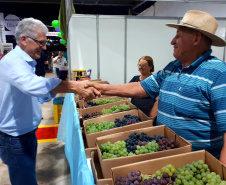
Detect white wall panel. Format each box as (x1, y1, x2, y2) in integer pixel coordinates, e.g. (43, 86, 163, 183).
(99, 15, 125, 84)
(68, 14, 226, 85)
(68, 15, 98, 80)
(126, 18, 177, 82)
(212, 20, 226, 61)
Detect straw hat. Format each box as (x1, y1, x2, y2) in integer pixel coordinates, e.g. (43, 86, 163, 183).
(166, 10, 226, 47)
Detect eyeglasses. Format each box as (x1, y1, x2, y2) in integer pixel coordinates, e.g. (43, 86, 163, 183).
(137, 64, 148, 67)
(27, 36, 48, 46)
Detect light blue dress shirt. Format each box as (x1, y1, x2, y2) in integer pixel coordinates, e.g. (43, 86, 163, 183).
(0, 46, 62, 136)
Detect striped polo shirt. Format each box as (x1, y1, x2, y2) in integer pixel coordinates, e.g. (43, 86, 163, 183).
(141, 49, 226, 158)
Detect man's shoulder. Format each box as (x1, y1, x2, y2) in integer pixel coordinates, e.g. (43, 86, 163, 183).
(163, 60, 179, 71)
(204, 56, 226, 71)
(1, 48, 19, 61)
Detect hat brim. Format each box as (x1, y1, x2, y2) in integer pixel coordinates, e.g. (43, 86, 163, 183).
(166, 23, 226, 47)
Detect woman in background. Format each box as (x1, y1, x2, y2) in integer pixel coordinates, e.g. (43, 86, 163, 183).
(129, 56, 158, 123)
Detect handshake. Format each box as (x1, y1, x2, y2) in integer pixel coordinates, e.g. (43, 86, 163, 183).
(73, 81, 103, 102)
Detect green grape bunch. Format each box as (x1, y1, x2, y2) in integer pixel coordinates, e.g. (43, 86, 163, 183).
(101, 104, 130, 115)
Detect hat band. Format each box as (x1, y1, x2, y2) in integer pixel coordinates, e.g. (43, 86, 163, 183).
(180, 22, 200, 29)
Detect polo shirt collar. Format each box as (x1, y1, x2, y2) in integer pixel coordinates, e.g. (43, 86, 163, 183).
(190, 49, 212, 68)
(173, 49, 212, 70)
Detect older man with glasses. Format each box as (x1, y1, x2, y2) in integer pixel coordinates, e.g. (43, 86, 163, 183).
(0, 18, 100, 185)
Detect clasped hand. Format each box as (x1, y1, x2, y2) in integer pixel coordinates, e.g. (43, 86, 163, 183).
(76, 81, 101, 101)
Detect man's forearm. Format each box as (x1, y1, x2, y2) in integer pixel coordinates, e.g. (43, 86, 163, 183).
(50, 81, 101, 102)
(50, 81, 75, 94)
(220, 132, 226, 166)
(99, 82, 148, 98)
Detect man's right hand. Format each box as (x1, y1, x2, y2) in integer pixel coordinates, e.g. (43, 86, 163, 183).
(50, 80, 101, 102)
(84, 82, 103, 92)
(74, 81, 101, 101)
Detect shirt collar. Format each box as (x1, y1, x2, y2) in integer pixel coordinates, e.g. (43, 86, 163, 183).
(190, 49, 212, 68)
(14, 45, 36, 64)
(173, 49, 212, 70)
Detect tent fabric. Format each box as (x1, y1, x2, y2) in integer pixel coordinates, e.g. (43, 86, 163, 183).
(59, 0, 75, 42)
(57, 93, 94, 185)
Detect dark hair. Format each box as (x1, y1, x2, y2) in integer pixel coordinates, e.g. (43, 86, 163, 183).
(139, 56, 154, 72)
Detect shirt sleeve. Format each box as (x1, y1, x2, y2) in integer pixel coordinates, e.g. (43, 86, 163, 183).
(0, 55, 62, 98)
(140, 71, 162, 99)
(211, 70, 226, 132)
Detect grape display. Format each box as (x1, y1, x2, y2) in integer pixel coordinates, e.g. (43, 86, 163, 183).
(114, 114, 141, 128)
(100, 141, 128, 159)
(85, 101, 97, 107)
(115, 170, 143, 185)
(114, 161, 226, 185)
(82, 111, 102, 119)
(125, 132, 165, 154)
(100, 133, 177, 159)
(85, 114, 141, 134)
(82, 104, 130, 119)
(85, 98, 124, 108)
(158, 138, 176, 151)
(101, 104, 131, 115)
(86, 121, 115, 134)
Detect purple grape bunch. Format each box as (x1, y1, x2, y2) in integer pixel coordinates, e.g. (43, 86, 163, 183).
(82, 111, 102, 119)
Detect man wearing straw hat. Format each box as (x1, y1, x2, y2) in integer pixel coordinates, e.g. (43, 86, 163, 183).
(86, 10, 226, 164)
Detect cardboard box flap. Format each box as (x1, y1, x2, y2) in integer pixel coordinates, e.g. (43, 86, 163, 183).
(77, 100, 84, 109)
(91, 151, 103, 180)
(85, 147, 97, 158)
(223, 163, 226, 180)
(205, 150, 223, 177)
(176, 135, 191, 147)
(90, 151, 113, 185)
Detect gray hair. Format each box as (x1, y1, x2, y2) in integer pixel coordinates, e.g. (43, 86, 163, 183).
(15, 18, 48, 43)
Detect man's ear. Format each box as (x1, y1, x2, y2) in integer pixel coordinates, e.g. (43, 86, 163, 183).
(193, 32, 202, 46)
(20, 35, 28, 46)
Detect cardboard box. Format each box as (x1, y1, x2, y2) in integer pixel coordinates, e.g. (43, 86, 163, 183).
(84, 109, 153, 148)
(94, 95, 122, 100)
(77, 99, 85, 109)
(111, 150, 226, 184)
(90, 79, 102, 82)
(81, 96, 129, 109)
(85, 147, 97, 158)
(96, 81, 109, 84)
(96, 125, 192, 178)
(90, 150, 113, 185)
(79, 100, 136, 120)
(75, 94, 80, 101)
